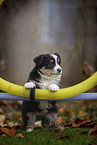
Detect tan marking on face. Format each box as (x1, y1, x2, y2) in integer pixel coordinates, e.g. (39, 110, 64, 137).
(40, 67, 54, 76)
(50, 59, 54, 63)
(57, 58, 60, 63)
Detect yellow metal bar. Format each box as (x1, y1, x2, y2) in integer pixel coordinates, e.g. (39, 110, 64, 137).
(0, 78, 30, 98)
(0, 72, 97, 100)
(0, 0, 4, 5)
(35, 72, 97, 100)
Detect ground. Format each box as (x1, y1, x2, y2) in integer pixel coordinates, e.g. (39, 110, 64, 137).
(0, 100, 97, 145)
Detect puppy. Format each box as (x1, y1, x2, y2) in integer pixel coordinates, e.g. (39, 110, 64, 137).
(22, 53, 62, 132)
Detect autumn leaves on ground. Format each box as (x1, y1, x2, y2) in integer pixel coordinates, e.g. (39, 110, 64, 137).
(0, 99, 97, 145)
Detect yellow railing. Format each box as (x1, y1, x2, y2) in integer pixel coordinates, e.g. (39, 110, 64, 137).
(0, 72, 97, 100)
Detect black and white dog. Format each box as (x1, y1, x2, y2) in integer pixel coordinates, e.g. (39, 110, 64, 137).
(22, 53, 62, 132)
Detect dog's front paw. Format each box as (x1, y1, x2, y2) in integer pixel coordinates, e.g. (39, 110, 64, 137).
(48, 84, 59, 91)
(24, 82, 36, 88)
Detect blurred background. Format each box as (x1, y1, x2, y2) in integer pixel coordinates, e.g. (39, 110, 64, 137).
(0, 0, 97, 87)
(0, 0, 97, 127)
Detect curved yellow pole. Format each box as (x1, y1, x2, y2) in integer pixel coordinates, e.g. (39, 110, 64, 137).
(0, 77, 30, 98)
(0, 72, 97, 100)
(0, 0, 4, 5)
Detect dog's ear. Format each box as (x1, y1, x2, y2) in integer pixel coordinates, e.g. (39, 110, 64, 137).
(33, 54, 44, 66)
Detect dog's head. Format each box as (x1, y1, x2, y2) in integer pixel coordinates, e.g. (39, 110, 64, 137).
(33, 53, 62, 76)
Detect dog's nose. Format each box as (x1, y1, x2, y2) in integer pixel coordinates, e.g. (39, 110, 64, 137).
(57, 68, 61, 73)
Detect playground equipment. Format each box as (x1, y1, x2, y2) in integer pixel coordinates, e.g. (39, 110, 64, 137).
(0, 72, 97, 101)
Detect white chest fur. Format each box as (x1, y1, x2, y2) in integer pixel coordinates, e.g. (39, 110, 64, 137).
(38, 74, 61, 89)
(37, 74, 61, 112)
(39, 101, 52, 113)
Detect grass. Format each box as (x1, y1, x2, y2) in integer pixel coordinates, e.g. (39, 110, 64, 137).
(0, 127, 97, 145)
(0, 97, 97, 145)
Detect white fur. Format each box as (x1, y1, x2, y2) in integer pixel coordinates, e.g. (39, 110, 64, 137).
(48, 84, 59, 91)
(24, 74, 61, 112)
(33, 74, 61, 111)
(24, 54, 62, 113)
(24, 82, 36, 88)
(33, 72, 61, 90)
(39, 101, 52, 113)
(50, 54, 62, 75)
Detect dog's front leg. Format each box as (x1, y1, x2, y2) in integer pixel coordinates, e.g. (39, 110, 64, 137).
(48, 84, 59, 91)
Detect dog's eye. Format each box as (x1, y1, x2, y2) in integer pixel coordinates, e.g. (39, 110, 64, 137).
(46, 60, 54, 68)
(45, 59, 54, 69)
(47, 59, 54, 66)
(48, 62, 53, 66)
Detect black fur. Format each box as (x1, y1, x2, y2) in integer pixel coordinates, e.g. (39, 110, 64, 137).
(22, 53, 62, 131)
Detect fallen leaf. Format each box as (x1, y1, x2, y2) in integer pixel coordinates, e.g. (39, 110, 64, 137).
(15, 122, 23, 129)
(89, 144, 97, 145)
(10, 126, 15, 136)
(81, 120, 95, 128)
(81, 120, 93, 124)
(0, 122, 5, 127)
(1, 126, 15, 136)
(58, 108, 65, 113)
(1, 127, 11, 136)
(56, 117, 64, 125)
(0, 108, 4, 114)
(72, 120, 95, 128)
(35, 121, 42, 127)
(1, 134, 7, 137)
(16, 133, 24, 138)
(7, 122, 14, 127)
(86, 116, 90, 120)
(89, 126, 97, 135)
(0, 115, 5, 122)
(64, 123, 72, 127)
(58, 125, 64, 131)
(72, 123, 80, 127)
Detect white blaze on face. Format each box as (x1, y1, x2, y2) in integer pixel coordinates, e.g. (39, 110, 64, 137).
(50, 54, 62, 75)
